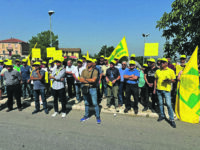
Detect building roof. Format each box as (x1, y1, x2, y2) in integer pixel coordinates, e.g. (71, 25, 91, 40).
(0, 38, 26, 43)
(60, 48, 81, 52)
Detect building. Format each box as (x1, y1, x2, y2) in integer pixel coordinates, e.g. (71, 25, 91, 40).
(0, 38, 29, 58)
(60, 48, 81, 59)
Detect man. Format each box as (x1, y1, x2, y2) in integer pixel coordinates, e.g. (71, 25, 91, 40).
(156, 58, 161, 68)
(4, 60, 22, 112)
(82, 55, 87, 68)
(176, 55, 187, 76)
(13, 59, 22, 72)
(66, 60, 76, 98)
(143, 58, 158, 112)
(50, 58, 67, 118)
(166, 56, 175, 71)
(118, 61, 127, 106)
(123, 60, 140, 114)
(30, 62, 48, 114)
(98, 55, 105, 66)
(101, 57, 109, 98)
(20, 59, 33, 99)
(129, 54, 142, 70)
(114, 57, 122, 69)
(105, 60, 120, 112)
(154, 58, 176, 128)
(80, 58, 101, 124)
(72, 59, 85, 103)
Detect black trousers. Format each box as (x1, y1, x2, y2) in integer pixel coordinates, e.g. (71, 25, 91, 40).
(125, 84, 139, 110)
(7, 84, 22, 109)
(144, 84, 158, 109)
(67, 77, 75, 97)
(52, 88, 67, 113)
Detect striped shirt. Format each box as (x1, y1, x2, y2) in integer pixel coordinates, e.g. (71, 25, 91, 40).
(51, 66, 66, 90)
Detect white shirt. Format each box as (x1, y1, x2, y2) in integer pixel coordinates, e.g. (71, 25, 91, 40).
(72, 66, 86, 83)
(66, 65, 75, 77)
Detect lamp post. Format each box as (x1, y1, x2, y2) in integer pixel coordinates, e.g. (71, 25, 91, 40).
(48, 10, 55, 47)
(142, 33, 150, 64)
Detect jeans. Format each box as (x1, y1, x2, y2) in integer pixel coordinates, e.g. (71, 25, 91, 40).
(83, 88, 100, 119)
(118, 82, 126, 105)
(34, 89, 47, 110)
(144, 84, 158, 109)
(52, 88, 67, 113)
(7, 84, 21, 109)
(107, 85, 119, 108)
(75, 83, 81, 101)
(102, 77, 107, 97)
(157, 90, 174, 121)
(22, 82, 33, 97)
(125, 84, 139, 110)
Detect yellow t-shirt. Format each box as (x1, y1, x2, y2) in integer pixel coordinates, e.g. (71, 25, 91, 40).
(155, 67, 176, 92)
(176, 65, 185, 76)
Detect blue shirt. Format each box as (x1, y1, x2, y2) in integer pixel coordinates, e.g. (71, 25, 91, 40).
(124, 68, 140, 84)
(119, 68, 128, 82)
(20, 65, 31, 82)
(31, 69, 45, 90)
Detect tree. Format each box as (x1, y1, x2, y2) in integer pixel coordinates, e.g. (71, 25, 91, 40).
(29, 30, 59, 59)
(95, 45, 115, 59)
(156, 0, 200, 57)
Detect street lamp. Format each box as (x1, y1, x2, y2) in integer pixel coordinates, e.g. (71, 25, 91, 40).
(142, 33, 150, 64)
(48, 10, 55, 47)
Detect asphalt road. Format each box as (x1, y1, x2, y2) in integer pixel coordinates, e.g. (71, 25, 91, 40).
(0, 107, 199, 150)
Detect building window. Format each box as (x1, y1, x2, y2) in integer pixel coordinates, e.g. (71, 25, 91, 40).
(72, 52, 74, 56)
(3, 50, 5, 54)
(16, 50, 18, 54)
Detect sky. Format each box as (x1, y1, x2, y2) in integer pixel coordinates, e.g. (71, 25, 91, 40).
(0, 0, 174, 57)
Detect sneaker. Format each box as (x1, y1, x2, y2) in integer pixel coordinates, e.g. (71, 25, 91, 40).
(115, 108, 119, 112)
(134, 109, 138, 114)
(32, 109, 39, 114)
(142, 107, 148, 112)
(18, 108, 22, 111)
(170, 120, 176, 128)
(157, 116, 165, 122)
(51, 112, 58, 117)
(96, 118, 101, 124)
(61, 113, 66, 118)
(40, 101, 43, 105)
(44, 109, 49, 114)
(80, 116, 89, 122)
(124, 108, 130, 113)
(6, 108, 13, 112)
(104, 106, 110, 109)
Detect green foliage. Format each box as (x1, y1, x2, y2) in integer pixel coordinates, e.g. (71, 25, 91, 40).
(95, 45, 115, 59)
(156, 0, 200, 57)
(29, 30, 59, 60)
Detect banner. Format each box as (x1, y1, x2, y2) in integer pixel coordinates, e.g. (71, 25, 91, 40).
(108, 36, 129, 63)
(54, 50, 63, 60)
(175, 46, 200, 124)
(32, 48, 41, 59)
(47, 47, 55, 58)
(86, 51, 89, 60)
(144, 43, 159, 56)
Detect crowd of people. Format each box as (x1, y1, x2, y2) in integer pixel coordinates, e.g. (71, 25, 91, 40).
(0, 53, 191, 128)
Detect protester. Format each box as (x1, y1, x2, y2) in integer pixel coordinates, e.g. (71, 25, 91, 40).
(1, 63, 8, 95)
(143, 58, 158, 112)
(72, 59, 85, 103)
(20, 59, 33, 99)
(50, 58, 67, 118)
(101, 57, 109, 98)
(66, 60, 76, 98)
(118, 61, 127, 106)
(123, 60, 140, 114)
(80, 58, 101, 124)
(114, 57, 122, 69)
(98, 55, 105, 66)
(166, 56, 175, 71)
(129, 54, 142, 69)
(13, 59, 22, 72)
(4, 60, 22, 112)
(156, 58, 161, 68)
(176, 55, 187, 76)
(105, 60, 120, 112)
(30, 61, 48, 114)
(154, 58, 176, 128)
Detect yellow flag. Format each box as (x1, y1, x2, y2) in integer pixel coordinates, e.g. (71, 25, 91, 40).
(108, 36, 129, 63)
(26, 54, 31, 66)
(144, 43, 159, 56)
(175, 46, 200, 124)
(86, 51, 89, 60)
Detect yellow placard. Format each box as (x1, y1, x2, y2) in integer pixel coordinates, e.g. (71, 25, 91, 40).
(32, 48, 41, 59)
(47, 47, 55, 57)
(107, 81, 113, 87)
(144, 43, 159, 56)
(53, 50, 63, 60)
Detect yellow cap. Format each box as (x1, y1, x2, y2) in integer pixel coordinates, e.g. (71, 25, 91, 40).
(33, 62, 41, 66)
(82, 55, 86, 58)
(77, 59, 83, 63)
(100, 55, 104, 58)
(148, 58, 155, 63)
(15, 59, 20, 62)
(104, 57, 108, 60)
(180, 55, 186, 59)
(86, 58, 93, 62)
(143, 64, 148, 67)
(92, 59, 97, 63)
(0, 60, 4, 63)
(161, 58, 168, 62)
(22, 59, 27, 62)
(49, 60, 53, 64)
(110, 60, 116, 64)
(172, 63, 176, 66)
(54, 58, 62, 63)
(6, 60, 13, 66)
(131, 54, 136, 57)
(42, 61, 47, 64)
(157, 58, 161, 61)
(114, 56, 119, 60)
(129, 60, 136, 65)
